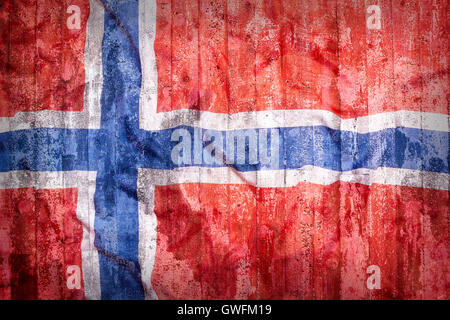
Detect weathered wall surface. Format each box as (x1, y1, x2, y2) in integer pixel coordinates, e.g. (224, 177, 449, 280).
(0, 0, 448, 300)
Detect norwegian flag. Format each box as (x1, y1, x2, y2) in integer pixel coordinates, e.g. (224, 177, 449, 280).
(0, 0, 448, 300)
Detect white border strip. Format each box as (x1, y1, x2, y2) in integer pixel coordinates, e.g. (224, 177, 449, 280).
(138, 1, 448, 133)
(137, 165, 448, 299)
(0, 170, 101, 300)
(0, 0, 104, 133)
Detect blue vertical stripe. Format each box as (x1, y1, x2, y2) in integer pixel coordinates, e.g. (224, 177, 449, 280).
(94, 0, 144, 299)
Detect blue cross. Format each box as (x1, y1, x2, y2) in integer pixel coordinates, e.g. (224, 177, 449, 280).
(0, 0, 447, 299)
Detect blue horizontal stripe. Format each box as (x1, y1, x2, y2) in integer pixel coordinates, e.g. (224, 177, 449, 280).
(1, 126, 448, 174)
(0, 129, 92, 172)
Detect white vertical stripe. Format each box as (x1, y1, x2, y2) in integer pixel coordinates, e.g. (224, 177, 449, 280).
(137, 1, 159, 299)
(76, 171, 102, 300)
(138, 0, 158, 131)
(137, 179, 158, 300)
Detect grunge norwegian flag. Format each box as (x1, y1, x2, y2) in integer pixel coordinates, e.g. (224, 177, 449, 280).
(0, 0, 448, 300)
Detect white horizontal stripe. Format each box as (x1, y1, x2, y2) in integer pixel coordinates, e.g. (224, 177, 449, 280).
(0, 170, 101, 300)
(138, 166, 449, 190)
(0, 0, 104, 133)
(140, 108, 449, 133)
